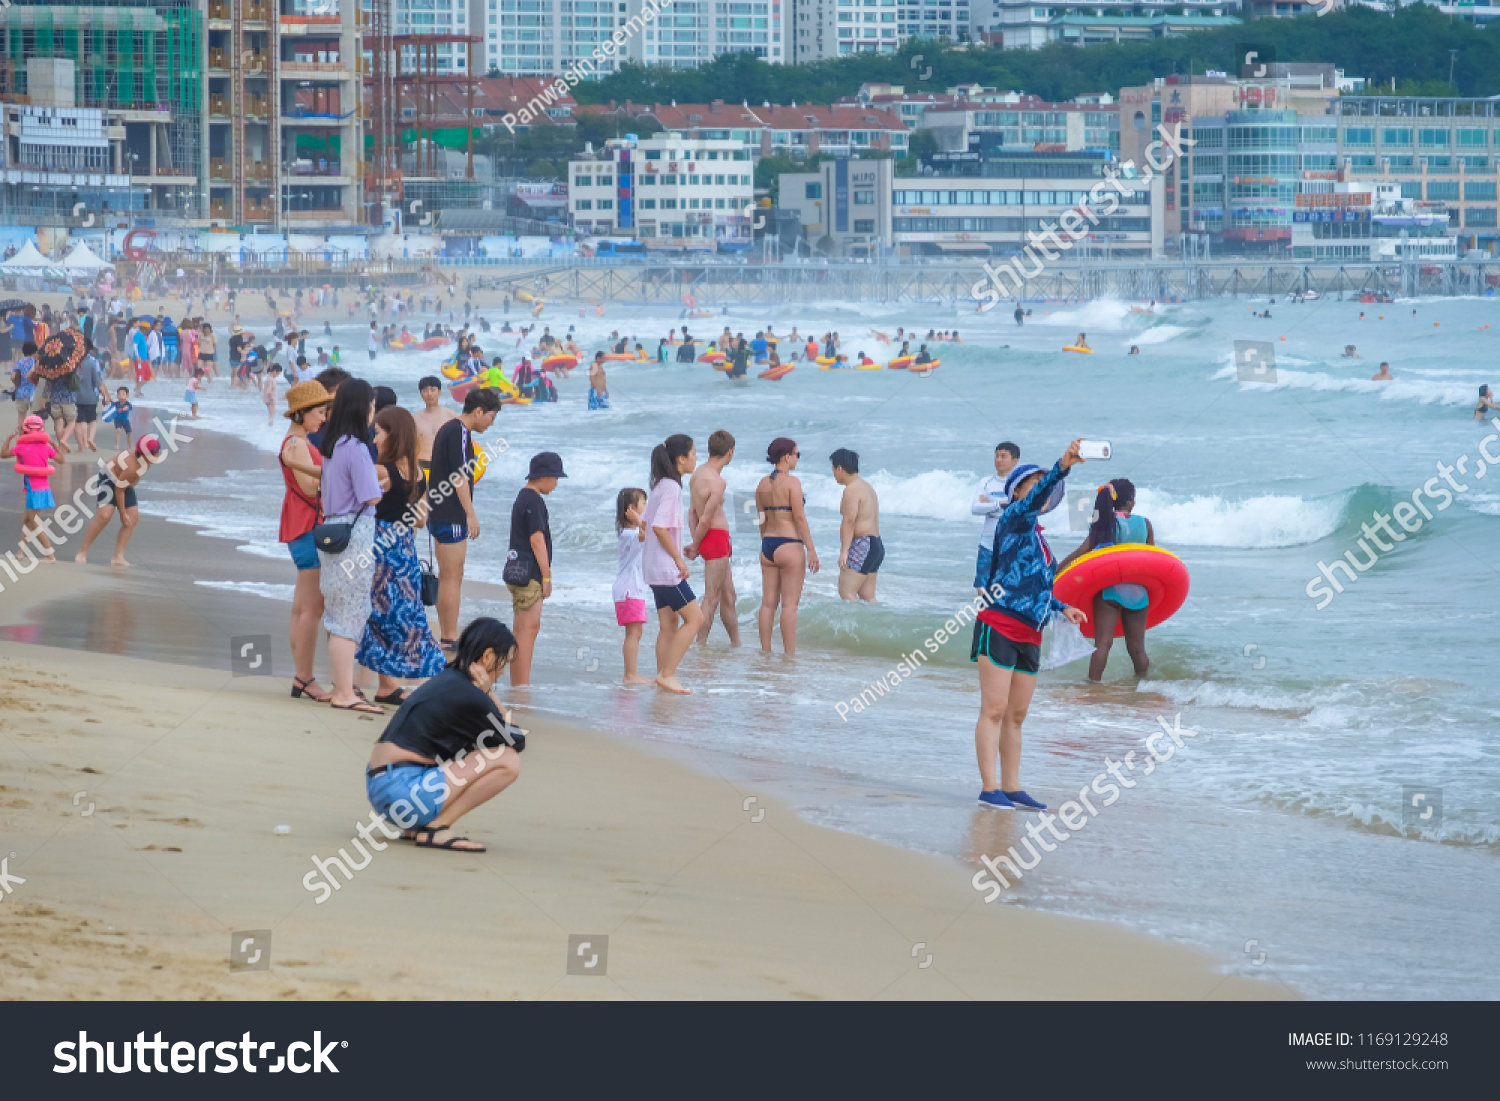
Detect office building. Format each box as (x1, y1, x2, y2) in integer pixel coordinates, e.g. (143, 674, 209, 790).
(1337, 93, 1500, 252)
(1119, 71, 1339, 253)
(777, 155, 894, 255)
(568, 132, 755, 247)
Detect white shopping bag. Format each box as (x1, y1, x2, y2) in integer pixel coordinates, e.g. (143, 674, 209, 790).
(1041, 609, 1097, 670)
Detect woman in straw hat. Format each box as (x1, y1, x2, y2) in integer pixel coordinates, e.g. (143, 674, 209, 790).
(281, 380, 334, 703)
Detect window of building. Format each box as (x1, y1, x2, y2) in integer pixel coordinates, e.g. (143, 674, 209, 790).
(1426, 180, 1459, 201)
(1418, 128, 1449, 148)
(853, 189, 874, 204)
(1342, 128, 1373, 147)
(599, 174, 613, 185)
(1381, 127, 1412, 146)
(805, 182, 822, 199)
(662, 198, 678, 209)
(641, 198, 657, 209)
(1466, 206, 1498, 227)
(576, 199, 592, 210)
(575, 175, 591, 185)
(1457, 128, 1488, 148)
(853, 218, 875, 233)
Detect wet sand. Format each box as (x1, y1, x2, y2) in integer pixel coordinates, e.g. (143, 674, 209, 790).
(0, 432, 1290, 1000)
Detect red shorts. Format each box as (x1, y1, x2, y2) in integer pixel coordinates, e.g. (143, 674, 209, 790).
(698, 528, 732, 560)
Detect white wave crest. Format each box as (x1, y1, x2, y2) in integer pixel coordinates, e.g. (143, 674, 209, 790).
(1133, 486, 1348, 548)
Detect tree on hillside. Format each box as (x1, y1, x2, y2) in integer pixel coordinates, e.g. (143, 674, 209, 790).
(574, 8, 1500, 107)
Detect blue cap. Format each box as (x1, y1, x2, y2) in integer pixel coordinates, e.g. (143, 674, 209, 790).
(1002, 463, 1044, 500)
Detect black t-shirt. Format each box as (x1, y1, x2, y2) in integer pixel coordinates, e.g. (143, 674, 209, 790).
(376, 667, 524, 760)
(509, 487, 551, 583)
(228, 334, 245, 361)
(375, 463, 425, 524)
(428, 418, 475, 526)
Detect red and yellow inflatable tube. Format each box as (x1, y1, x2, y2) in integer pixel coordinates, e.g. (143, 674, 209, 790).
(1051, 543, 1189, 639)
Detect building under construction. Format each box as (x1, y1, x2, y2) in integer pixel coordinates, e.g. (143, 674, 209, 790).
(205, 0, 362, 230)
(363, 0, 478, 230)
(0, 0, 203, 220)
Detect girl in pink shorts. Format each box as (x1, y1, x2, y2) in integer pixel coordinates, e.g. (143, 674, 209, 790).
(613, 487, 651, 684)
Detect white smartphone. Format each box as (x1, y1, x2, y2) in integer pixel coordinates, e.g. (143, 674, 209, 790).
(1079, 439, 1112, 461)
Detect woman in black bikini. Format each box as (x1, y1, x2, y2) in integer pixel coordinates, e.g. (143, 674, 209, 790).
(756, 437, 819, 654)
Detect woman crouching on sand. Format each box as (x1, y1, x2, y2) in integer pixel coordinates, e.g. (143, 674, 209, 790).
(365, 617, 523, 851)
(972, 439, 1089, 811)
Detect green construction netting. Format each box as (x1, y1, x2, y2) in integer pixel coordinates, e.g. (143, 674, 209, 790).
(363, 128, 480, 149)
(295, 133, 343, 154)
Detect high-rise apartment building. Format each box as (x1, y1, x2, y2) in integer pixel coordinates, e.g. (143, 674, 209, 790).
(791, 0, 965, 63)
(477, 0, 785, 76)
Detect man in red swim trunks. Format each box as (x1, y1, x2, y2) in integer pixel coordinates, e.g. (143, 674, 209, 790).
(688, 428, 740, 646)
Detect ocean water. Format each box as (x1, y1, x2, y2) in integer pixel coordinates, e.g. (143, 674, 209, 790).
(136, 293, 1500, 999)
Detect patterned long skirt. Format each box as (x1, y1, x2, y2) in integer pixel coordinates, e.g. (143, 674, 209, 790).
(355, 520, 446, 678)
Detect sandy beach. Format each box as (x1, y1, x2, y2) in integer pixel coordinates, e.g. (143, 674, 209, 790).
(0, 429, 1287, 1000)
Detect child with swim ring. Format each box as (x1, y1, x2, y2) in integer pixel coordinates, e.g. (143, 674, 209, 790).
(971, 440, 1090, 811)
(1058, 479, 1154, 681)
(3, 414, 61, 562)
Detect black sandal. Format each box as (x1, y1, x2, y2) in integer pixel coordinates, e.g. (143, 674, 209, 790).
(440, 638, 458, 651)
(330, 699, 384, 715)
(374, 688, 410, 705)
(291, 676, 331, 703)
(412, 825, 486, 852)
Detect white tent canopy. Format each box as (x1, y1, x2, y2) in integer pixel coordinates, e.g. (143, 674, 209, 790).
(61, 242, 113, 270)
(0, 242, 52, 271)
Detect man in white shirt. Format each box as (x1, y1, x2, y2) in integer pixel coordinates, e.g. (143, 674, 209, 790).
(972, 441, 1020, 594)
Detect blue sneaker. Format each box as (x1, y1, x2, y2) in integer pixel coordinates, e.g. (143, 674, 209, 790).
(978, 789, 1015, 810)
(1003, 789, 1047, 811)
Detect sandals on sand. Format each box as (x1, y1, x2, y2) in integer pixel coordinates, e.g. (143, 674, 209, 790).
(412, 825, 485, 852)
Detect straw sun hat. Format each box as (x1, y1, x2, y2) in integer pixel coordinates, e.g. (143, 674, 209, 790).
(283, 380, 333, 419)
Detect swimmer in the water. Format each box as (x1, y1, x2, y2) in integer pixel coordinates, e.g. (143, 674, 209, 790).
(1359, 313, 1365, 321)
(1129, 346, 1140, 355)
(1371, 361, 1393, 381)
(1342, 345, 1362, 358)
(1476, 385, 1500, 420)
(1074, 333, 1091, 350)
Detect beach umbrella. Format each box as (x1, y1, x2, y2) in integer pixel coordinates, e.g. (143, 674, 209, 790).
(34, 328, 86, 381)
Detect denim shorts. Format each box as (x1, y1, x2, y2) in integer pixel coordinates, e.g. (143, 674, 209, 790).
(429, 521, 468, 545)
(365, 762, 446, 828)
(287, 530, 320, 571)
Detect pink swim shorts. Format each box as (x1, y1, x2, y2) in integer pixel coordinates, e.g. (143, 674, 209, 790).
(614, 598, 647, 626)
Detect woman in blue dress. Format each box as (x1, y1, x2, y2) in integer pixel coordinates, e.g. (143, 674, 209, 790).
(356, 405, 446, 703)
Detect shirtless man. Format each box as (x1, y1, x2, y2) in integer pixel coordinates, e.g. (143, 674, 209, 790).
(1371, 361, 1394, 381)
(831, 447, 882, 602)
(587, 352, 610, 410)
(413, 375, 457, 477)
(687, 429, 741, 645)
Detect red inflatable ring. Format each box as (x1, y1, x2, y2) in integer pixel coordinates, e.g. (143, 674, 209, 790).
(1052, 543, 1189, 639)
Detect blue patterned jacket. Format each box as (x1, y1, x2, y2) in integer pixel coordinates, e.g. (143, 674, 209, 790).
(983, 461, 1072, 633)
